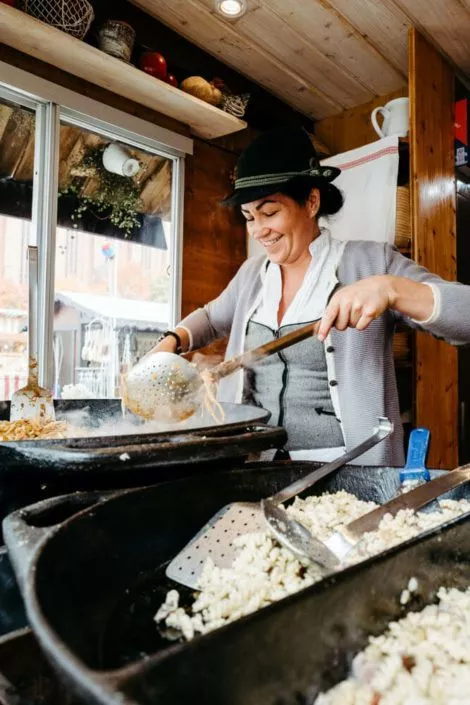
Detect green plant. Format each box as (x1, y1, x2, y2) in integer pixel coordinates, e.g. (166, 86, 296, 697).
(59, 145, 142, 237)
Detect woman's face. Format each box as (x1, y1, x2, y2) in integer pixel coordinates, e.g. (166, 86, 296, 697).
(241, 190, 320, 266)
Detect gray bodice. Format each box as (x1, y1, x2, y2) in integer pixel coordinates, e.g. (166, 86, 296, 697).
(243, 321, 344, 450)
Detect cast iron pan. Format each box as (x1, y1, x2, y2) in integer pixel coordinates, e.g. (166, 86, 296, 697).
(0, 401, 286, 536)
(4, 462, 470, 705)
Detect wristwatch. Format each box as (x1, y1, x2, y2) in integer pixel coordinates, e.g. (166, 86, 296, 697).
(158, 330, 182, 353)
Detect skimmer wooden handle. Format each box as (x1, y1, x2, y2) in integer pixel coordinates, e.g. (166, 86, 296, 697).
(211, 319, 321, 382)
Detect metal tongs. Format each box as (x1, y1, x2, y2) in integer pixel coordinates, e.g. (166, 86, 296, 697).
(123, 319, 322, 421)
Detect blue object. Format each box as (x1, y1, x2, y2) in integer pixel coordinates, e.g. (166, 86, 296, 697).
(400, 427, 431, 483)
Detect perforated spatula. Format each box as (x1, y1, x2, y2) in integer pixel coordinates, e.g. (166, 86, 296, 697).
(166, 416, 393, 589)
(10, 246, 55, 423)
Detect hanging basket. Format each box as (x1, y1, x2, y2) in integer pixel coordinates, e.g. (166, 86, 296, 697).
(19, 0, 94, 40)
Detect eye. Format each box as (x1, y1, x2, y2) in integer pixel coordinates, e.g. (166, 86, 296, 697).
(243, 214, 254, 222)
(262, 211, 279, 218)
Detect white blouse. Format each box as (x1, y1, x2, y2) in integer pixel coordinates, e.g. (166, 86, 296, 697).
(251, 228, 347, 462)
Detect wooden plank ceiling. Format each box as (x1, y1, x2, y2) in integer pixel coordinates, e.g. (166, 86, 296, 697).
(0, 105, 171, 217)
(130, 0, 470, 120)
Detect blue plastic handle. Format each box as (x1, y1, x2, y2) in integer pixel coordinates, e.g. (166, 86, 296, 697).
(400, 427, 431, 482)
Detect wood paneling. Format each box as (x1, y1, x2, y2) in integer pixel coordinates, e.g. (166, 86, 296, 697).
(315, 87, 407, 155)
(131, 0, 341, 119)
(395, 0, 470, 75)
(130, 0, 470, 121)
(326, 0, 409, 75)
(409, 28, 457, 468)
(182, 138, 246, 318)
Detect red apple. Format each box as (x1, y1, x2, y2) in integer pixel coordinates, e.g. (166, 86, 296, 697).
(166, 74, 178, 88)
(139, 51, 167, 80)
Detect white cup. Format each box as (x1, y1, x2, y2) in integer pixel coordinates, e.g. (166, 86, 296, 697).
(371, 97, 409, 139)
(102, 143, 140, 177)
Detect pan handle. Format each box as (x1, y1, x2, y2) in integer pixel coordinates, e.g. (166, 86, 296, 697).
(2, 491, 119, 595)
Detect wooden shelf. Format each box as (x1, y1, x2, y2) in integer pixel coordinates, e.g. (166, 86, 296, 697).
(0, 5, 247, 140)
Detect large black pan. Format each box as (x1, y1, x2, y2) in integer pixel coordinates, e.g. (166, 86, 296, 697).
(4, 461, 470, 705)
(0, 400, 286, 535)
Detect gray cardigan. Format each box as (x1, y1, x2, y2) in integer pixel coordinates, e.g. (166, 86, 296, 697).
(180, 241, 470, 465)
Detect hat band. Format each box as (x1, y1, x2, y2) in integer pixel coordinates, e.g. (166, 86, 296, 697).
(234, 166, 327, 190)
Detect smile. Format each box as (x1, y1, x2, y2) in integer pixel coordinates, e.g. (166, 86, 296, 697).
(261, 234, 282, 247)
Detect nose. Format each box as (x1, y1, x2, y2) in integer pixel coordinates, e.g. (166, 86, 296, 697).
(252, 225, 271, 241)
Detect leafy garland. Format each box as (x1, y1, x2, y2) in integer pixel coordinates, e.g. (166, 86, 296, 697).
(59, 145, 142, 237)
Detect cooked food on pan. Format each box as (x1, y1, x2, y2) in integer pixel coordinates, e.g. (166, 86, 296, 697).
(155, 491, 470, 641)
(0, 419, 68, 441)
(316, 585, 470, 705)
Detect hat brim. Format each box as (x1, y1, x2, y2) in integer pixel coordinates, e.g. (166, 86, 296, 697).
(221, 168, 341, 207)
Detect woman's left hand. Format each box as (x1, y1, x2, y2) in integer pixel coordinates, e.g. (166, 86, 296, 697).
(317, 275, 396, 341)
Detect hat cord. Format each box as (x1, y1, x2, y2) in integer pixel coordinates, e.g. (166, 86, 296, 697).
(234, 157, 334, 189)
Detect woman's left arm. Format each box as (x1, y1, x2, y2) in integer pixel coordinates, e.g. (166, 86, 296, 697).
(317, 246, 470, 344)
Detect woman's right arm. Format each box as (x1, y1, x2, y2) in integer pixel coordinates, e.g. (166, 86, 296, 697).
(150, 258, 253, 356)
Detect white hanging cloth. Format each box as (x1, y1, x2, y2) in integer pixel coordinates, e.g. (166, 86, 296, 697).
(320, 135, 400, 244)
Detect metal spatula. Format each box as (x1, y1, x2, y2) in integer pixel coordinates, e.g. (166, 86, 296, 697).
(166, 417, 393, 589)
(124, 319, 322, 421)
(265, 461, 470, 572)
(10, 247, 55, 423)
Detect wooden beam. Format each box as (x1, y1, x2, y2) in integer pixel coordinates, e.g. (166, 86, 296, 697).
(409, 28, 457, 468)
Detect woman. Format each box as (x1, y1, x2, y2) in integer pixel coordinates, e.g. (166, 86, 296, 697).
(153, 127, 470, 464)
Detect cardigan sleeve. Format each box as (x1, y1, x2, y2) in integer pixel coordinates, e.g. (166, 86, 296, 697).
(178, 257, 257, 351)
(385, 245, 470, 345)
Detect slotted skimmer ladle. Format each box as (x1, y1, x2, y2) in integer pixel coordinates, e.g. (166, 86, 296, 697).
(10, 246, 55, 423)
(166, 417, 393, 589)
(123, 319, 322, 421)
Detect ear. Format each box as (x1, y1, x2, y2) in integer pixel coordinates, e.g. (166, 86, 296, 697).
(307, 188, 320, 218)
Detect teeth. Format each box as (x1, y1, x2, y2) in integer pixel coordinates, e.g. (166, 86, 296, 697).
(262, 235, 282, 246)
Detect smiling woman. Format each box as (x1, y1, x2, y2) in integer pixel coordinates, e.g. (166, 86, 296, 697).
(140, 127, 470, 466)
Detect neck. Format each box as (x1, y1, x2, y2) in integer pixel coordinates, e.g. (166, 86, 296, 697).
(280, 222, 321, 279)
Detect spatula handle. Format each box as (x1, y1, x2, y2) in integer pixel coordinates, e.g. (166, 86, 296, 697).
(27, 246, 39, 384)
(211, 320, 321, 382)
(271, 417, 394, 504)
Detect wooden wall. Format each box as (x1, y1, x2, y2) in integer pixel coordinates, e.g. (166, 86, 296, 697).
(409, 28, 458, 468)
(183, 139, 246, 318)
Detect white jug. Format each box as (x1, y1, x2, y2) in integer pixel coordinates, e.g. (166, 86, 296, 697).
(371, 97, 409, 139)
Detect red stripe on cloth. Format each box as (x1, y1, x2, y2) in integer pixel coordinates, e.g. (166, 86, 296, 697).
(330, 146, 398, 171)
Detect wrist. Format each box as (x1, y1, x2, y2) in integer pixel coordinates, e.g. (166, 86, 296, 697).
(383, 275, 399, 309)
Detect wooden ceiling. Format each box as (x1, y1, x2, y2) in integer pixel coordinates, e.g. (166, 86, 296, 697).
(130, 0, 470, 120)
(0, 104, 172, 216)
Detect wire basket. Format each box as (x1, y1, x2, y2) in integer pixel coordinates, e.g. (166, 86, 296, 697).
(19, 0, 94, 40)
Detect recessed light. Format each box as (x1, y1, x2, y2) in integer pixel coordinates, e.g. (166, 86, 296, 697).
(214, 0, 247, 19)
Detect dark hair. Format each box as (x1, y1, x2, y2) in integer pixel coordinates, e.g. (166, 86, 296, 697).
(279, 176, 344, 217)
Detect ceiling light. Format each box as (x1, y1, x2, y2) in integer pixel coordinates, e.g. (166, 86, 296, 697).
(214, 0, 247, 19)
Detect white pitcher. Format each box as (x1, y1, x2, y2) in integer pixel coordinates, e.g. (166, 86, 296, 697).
(371, 97, 409, 139)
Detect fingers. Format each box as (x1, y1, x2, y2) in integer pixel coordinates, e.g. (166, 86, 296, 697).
(317, 291, 384, 340)
(317, 299, 340, 341)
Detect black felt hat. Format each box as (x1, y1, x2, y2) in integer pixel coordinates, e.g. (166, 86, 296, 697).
(222, 127, 341, 206)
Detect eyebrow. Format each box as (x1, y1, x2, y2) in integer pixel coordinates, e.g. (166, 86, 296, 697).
(241, 199, 278, 214)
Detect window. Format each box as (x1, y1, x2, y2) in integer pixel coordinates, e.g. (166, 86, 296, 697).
(0, 65, 189, 400)
(0, 95, 36, 400)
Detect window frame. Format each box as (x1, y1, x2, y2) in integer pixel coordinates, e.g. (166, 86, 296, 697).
(0, 60, 190, 388)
